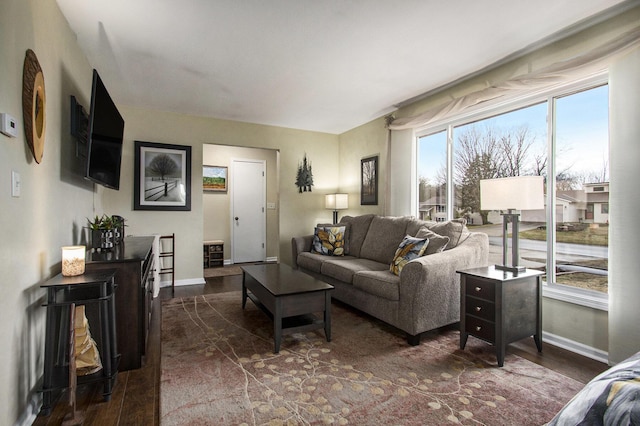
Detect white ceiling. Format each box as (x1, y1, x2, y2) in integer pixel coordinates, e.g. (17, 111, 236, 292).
(56, 0, 628, 134)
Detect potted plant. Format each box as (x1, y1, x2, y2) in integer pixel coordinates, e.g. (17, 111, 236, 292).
(87, 214, 126, 249)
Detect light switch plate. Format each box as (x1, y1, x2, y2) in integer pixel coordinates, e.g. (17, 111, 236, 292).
(1, 113, 18, 138)
(11, 171, 20, 197)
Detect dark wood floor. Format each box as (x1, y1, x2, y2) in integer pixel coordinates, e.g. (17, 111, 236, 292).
(34, 272, 608, 425)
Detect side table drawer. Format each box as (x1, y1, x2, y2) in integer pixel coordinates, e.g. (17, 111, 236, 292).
(465, 297, 495, 321)
(465, 280, 495, 301)
(465, 316, 495, 343)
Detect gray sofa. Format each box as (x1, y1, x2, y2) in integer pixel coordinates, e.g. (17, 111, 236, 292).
(291, 214, 489, 345)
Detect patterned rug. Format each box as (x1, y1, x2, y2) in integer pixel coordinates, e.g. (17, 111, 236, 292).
(160, 292, 583, 425)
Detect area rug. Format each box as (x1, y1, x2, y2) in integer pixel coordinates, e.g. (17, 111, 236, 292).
(203, 266, 243, 278)
(160, 292, 584, 425)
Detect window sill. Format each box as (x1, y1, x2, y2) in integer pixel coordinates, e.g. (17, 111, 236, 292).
(542, 283, 608, 311)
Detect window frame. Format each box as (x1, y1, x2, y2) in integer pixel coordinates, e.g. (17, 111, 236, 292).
(415, 72, 609, 311)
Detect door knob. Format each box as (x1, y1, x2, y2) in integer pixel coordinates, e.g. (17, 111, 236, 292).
(235, 217, 239, 221)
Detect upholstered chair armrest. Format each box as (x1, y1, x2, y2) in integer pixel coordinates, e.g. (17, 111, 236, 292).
(398, 232, 489, 335)
(291, 235, 314, 268)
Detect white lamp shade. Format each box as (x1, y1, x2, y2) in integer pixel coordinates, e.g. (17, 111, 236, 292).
(325, 193, 348, 210)
(480, 176, 545, 211)
(61, 245, 86, 276)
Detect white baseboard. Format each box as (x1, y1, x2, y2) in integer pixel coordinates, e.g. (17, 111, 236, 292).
(542, 331, 609, 364)
(159, 277, 206, 288)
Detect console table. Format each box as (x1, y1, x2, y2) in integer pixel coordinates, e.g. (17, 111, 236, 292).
(458, 266, 543, 366)
(40, 270, 118, 416)
(85, 236, 154, 371)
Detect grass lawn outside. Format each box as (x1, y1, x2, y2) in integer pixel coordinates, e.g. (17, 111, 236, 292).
(519, 224, 609, 246)
(499, 223, 609, 293)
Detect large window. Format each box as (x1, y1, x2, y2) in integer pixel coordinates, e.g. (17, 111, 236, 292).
(417, 131, 447, 222)
(417, 80, 609, 304)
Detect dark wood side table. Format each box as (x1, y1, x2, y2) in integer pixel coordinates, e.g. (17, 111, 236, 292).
(40, 270, 119, 416)
(457, 266, 543, 367)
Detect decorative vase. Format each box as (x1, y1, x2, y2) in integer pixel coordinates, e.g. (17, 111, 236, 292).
(92, 229, 114, 250)
(112, 215, 126, 245)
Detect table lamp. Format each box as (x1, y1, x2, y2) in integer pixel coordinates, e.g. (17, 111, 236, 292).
(480, 176, 544, 273)
(325, 193, 348, 224)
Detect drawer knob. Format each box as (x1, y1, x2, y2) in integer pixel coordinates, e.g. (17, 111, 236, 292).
(475, 286, 482, 292)
(475, 326, 482, 331)
(475, 306, 482, 312)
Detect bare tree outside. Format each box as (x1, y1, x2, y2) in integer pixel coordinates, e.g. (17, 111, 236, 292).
(453, 124, 541, 223)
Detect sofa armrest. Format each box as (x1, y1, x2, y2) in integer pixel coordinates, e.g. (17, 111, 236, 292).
(398, 232, 489, 334)
(291, 235, 314, 268)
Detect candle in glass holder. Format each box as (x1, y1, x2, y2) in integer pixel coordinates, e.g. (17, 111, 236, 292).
(62, 246, 86, 276)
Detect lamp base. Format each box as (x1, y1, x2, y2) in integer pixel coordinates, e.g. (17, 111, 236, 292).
(494, 264, 526, 274)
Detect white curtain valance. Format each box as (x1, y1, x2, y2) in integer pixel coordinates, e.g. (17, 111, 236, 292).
(388, 28, 640, 131)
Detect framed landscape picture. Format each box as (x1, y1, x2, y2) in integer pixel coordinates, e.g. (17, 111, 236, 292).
(134, 140, 192, 211)
(203, 165, 228, 192)
(361, 155, 378, 205)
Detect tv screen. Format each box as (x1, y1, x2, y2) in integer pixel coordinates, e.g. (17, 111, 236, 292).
(85, 70, 124, 190)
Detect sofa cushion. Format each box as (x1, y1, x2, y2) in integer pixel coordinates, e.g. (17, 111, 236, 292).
(321, 258, 389, 284)
(428, 218, 468, 249)
(296, 252, 326, 273)
(353, 270, 400, 301)
(405, 218, 427, 236)
(312, 225, 347, 256)
(339, 214, 374, 257)
(390, 235, 429, 275)
(414, 227, 450, 255)
(359, 216, 413, 264)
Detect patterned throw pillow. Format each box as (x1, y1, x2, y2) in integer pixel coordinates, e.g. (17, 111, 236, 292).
(390, 235, 429, 276)
(312, 226, 347, 256)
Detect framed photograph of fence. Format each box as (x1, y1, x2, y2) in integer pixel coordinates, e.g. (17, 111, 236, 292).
(361, 155, 378, 205)
(134, 140, 192, 211)
(203, 165, 227, 192)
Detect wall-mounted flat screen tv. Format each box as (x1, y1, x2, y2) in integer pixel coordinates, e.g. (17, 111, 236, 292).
(85, 69, 124, 190)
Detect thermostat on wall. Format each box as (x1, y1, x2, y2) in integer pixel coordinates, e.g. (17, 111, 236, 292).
(1, 113, 18, 138)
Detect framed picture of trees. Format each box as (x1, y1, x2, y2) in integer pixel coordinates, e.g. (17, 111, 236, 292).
(361, 155, 378, 205)
(134, 141, 192, 211)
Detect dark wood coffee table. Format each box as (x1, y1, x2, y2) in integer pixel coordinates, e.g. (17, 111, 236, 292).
(241, 263, 334, 353)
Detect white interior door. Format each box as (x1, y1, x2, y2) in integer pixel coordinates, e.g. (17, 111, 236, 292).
(231, 159, 266, 263)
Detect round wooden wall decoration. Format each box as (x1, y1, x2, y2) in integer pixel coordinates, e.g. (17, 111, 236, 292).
(22, 49, 46, 164)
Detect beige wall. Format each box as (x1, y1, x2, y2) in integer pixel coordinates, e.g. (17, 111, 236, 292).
(202, 144, 279, 263)
(0, 1, 97, 423)
(102, 107, 340, 279)
(337, 116, 387, 217)
(609, 45, 640, 363)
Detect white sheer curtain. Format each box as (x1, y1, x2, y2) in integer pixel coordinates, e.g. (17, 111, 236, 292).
(388, 28, 640, 131)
